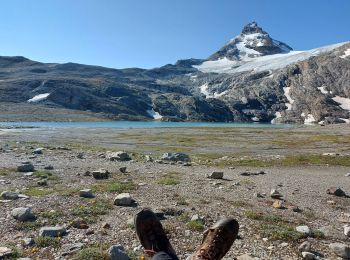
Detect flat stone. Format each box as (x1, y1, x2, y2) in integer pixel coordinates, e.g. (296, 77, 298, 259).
(236, 254, 260, 260)
(296, 225, 311, 235)
(272, 200, 284, 209)
(329, 243, 350, 259)
(345, 173, 350, 177)
(207, 171, 224, 179)
(22, 238, 35, 247)
(33, 148, 43, 154)
(114, 193, 132, 206)
(44, 165, 54, 170)
(108, 245, 130, 260)
(11, 207, 36, 221)
(39, 226, 66, 237)
(161, 152, 190, 162)
(0, 191, 19, 200)
(79, 189, 94, 198)
(61, 243, 84, 256)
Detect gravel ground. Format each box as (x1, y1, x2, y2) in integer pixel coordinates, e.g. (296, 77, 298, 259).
(0, 126, 350, 259)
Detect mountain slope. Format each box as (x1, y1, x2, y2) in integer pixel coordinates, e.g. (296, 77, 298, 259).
(0, 22, 349, 124)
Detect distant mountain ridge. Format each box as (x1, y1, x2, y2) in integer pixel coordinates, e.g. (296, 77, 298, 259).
(0, 22, 349, 124)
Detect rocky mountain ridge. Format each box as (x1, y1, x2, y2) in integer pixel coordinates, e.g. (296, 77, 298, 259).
(0, 22, 349, 124)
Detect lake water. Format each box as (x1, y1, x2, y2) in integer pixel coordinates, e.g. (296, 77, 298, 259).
(0, 121, 297, 129)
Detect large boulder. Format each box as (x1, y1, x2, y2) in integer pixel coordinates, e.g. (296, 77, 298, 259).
(114, 193, 133, 206)
(107, 245, 130, 260)
(207, 171, 224, 179)
(161, 152, 190, 162)
(17, 162, 34, 172)
(11, 207, 36, 221)
(329, 243, 350, 259)
(1, 191, 19, 200)
(92, 169, 109, 179)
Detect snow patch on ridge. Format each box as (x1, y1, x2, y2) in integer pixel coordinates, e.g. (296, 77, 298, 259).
(146, 109, 163, 120)
(332, 96, 350, 110)
(340, 48, 350, 59)
(27, 93, 50, 103)
(301, 113, 317, 124)
(195, 42, 348, 74)
(271, 111, 282, 124)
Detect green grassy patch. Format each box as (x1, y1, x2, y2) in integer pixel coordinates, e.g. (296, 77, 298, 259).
(71, 199, 113, 223)
(230, 200, 253, 208)
(24, 187, 55, 197)
(245, 211, 283, 223)
(41, 210, 66, 225)
(14, 221, 41, 231)
(260, 224, 306, 241)
(187, 219, 205, 231)
(0, 167, 16, 176)
(35, 236, 61, 248)
(72, 246, 109, 260)
(92, 179, 135, 193)
(157, 172, 181, 186)
(33, 170, 59, 181)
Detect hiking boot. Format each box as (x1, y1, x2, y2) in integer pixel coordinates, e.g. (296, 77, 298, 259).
(191, 218, 239, 260)
(134, 208, 177, 258)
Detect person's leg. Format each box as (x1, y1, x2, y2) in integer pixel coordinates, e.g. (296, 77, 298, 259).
(134, 208, 179, 260)
(190, 218, 239, 260)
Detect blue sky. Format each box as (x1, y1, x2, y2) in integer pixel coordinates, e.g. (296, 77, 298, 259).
(0, 0, 349, 69)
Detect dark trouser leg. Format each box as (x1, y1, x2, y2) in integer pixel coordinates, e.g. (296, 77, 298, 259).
(151, 251, 179, 260)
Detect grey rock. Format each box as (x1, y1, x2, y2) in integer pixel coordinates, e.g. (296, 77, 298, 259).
(236, 254, 260, 260)
(114, 193, 132, 206)
(11, 207, 36, 221)
(301, 252, 316, 260)
(298, 241, 311, 252)
(79, 189, 94, 198)
(39, 226, 66, 237)
(108, 245, 130, 260)
(44, 165, 54, 170)
(119, 166, 127, 173)
(61, 243, 84, 256)
(22, 238, 35, 247)
(344, 225, 350, 237)
(296, 226, 311, 236)
(207, 171, 224, 179)
(190, 214, 205, 224)
(345, 173, 350, 177)
(92, 168, 109, 179)
(329, 243, 350, 259)
(33, 148, 43, 154)
(107, 151, 131, 161)
(270, 189, 283, 199)
(161, 152, 190, 162)
(0, 191, 19, 200)
(17, 162, 34, 172)
(327, 187, 346, 197)
(37, 179, 47, 186)
(145, 155, 153, 162)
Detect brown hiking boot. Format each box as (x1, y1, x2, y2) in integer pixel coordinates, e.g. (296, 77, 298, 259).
(191, 218, 239, 260)
(134, 208, 177, 258)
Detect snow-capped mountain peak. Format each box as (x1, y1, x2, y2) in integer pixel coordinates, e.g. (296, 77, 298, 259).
(208, 22, 293, 61)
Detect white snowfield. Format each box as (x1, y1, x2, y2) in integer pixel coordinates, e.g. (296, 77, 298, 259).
(27, 93, 50, 103)
(146, 109, 163, 120)
(332, 96, 350, 110)
(194, 42, 348, 74)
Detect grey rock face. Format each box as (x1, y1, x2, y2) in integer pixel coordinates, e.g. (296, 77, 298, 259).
(39, 226, 66, 237)
(11, 207, 36, 221)
(17, 162, 34, 172)
(161, 153, 190, 162)
(108, 245, 130, 260)
(92, 169, 109, 179)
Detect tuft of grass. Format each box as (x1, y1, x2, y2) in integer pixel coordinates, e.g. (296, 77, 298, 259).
(92, 179, 135, 193)
(35, 236, 61, 248)
(230, 200, 253, 208)
(15, 221, 41, 231)
(245, 211, 282, 223)
(157, 172, 180, 186)
(187, 220, 205, 231)
(71, 199, 112, 223)
(41, 210, 65, 225)
(260, 224, 306, 241)
(178, 212, 191, 223)
(0, 167, 16, 176)
(73, 246, 109, 260)
(24, 187, 55, 197)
